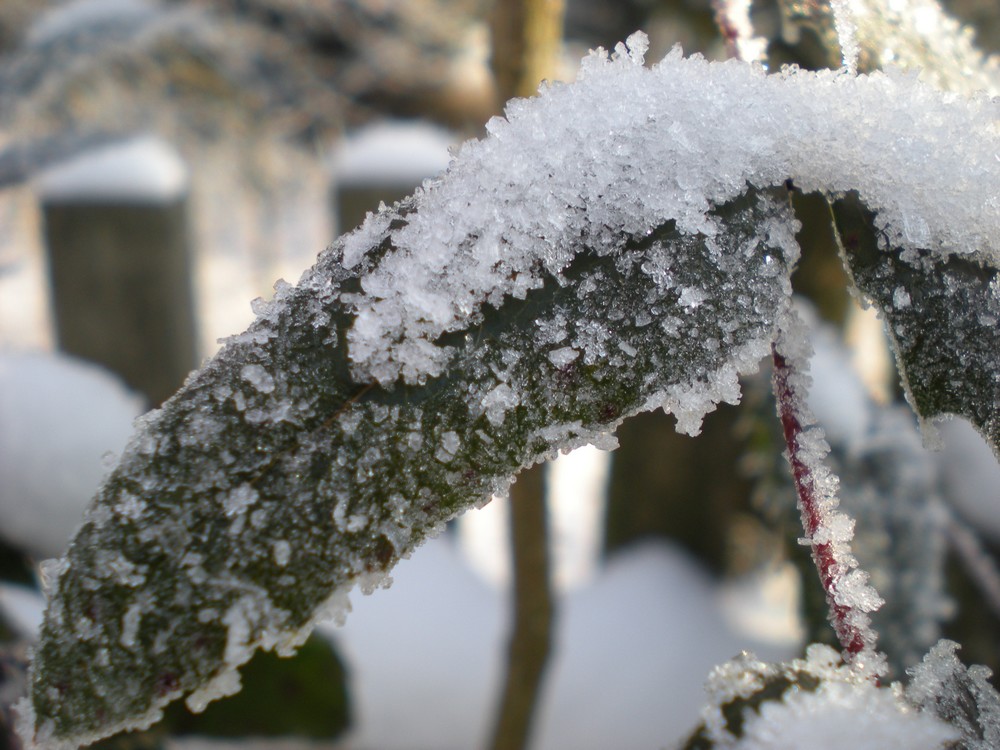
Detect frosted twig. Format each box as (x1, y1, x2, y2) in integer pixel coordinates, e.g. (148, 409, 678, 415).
(830, 0, 860, 73)
(711, 0, 768, 64)
(771, 318, 884, 670)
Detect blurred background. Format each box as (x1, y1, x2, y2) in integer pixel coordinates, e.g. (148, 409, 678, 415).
(0, 1, 998, 749)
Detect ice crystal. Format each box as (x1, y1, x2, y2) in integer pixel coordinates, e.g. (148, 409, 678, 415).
(906, 640, 1000, 750)
(345, 33, 999, 387)
(694, 645, 957, 749)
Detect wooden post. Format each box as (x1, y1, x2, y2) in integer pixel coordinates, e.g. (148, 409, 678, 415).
(603, 405, 752, 574)
(37, 137, 199, 406)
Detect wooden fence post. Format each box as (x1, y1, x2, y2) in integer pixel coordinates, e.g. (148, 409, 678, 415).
(37, 136, 198, 406)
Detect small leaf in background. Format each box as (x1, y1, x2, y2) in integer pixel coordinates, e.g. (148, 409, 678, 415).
(833, 194, 1000, 458)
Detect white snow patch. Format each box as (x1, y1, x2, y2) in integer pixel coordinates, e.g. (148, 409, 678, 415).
(719, 563, 805, 646)
(36, 136, 188, 204)
(806, 307, 873, 447)
(0, 351, 144, 558)
(457, 445, 611, 592)
(939, 418, 1000, 540)
(547, 445, 611, 591)
(0, 582, 45, 638)
(330, 121, 455, 186)
(324, 535, 796, 750)
(534, 543, 795, 749)
(733, 678, 955, 750)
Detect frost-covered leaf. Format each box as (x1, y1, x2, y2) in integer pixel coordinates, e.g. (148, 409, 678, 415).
(833, 194, 1000, 459)
(19, 187, 793, 748)
(906, 640, 1000, 750)
(684, 644, 958, 749)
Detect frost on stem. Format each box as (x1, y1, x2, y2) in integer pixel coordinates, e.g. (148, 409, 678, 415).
(771, 311, 884, 672)
(786, 309, 952, 677)
(20, 33, 1000, 748)
(829, 0, 860, 73)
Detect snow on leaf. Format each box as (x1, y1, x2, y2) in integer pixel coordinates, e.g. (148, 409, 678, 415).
(343, 36, 1000, 389)
(18, 185, 794, 748)
(686, 644, 958, 749)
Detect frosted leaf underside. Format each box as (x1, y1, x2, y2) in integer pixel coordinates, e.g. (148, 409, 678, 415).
(24, 190, 792, 748)
(833, 195, 1000, 458)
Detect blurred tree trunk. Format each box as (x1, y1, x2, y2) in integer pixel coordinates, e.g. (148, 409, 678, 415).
(603, 405, 751, 574)
(42, 198, 199, 407)
(490, 0, 565, 101)
(487, 3, 564, 749)
(489, 467, 554, 750)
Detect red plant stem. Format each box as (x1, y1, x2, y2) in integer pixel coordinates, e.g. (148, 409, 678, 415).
(772, 345, 867, 659)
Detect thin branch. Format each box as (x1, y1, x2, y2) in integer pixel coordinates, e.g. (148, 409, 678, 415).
(771, 336, 883, 668)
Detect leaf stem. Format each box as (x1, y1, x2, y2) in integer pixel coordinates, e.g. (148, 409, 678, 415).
(771, 343, 877, 663)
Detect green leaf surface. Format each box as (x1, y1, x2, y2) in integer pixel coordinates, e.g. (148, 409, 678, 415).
(23, 190, 794, 749)
(833, 194, 1000, 458)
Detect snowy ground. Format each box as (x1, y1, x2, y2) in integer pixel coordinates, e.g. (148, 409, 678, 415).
(320, 531, 799, 750)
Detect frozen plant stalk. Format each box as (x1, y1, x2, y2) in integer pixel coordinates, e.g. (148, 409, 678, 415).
(771, 311, 884, 672)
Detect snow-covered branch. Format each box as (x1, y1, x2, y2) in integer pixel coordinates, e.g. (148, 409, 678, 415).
(771, 329, 883, 669)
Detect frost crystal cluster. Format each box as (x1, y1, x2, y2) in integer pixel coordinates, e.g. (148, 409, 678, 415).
(344, 33, 999, 389)
(693, 645, 958, 749)
(16, 28, 1000, 750)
